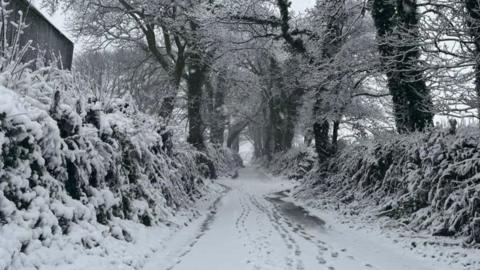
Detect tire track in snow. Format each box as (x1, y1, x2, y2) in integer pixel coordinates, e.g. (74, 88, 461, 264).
(165, 185, 231, 270)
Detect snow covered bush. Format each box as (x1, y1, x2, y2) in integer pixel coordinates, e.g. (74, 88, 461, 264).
(206, 145, 243, 178)
(295, 129, 480, 245)
(261, 146, 316, 180)
(0, 37, 241, 270)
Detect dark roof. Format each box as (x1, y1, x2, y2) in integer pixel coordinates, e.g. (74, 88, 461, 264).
(20, 0, 74, 45)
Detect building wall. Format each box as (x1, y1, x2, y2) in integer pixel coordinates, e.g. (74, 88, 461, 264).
(3, 0, 74, 69)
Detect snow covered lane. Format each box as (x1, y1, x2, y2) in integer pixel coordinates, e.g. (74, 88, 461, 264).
(148, 168, 455, 270)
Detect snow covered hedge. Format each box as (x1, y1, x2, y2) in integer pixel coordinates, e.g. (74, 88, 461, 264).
(261, 146, 316, 180)
(263, 130, 480, 245)
(293, 130, 480, 245)
(0, 59, 241, 268)
(207, 145, 243, 177)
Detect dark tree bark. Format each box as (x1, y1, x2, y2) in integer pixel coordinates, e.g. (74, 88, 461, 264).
(268, 58, 288, 153)
(371, 0, 434, 132)
(186, 53, 208, 151)
(263, 103, 274, 160)
(332, 120, 340, 147)
(313, 120, 331, 162)
(267, 57, 304, 153)
(227, 120, 248, 152)
(273, 88, 299, 152)
(270, 98, 284, 153)
(231, 135, 240, 152)
(270, 92, 297, 153)
(313, 95, 331, 162)
(205, 79, 215, 132)
(210, 70, 227, 145)
(276, 0, 307, 54)
(249, 124, 264, 158)
(281, 114, 296, 149)
(310, 0, 344, 162)
(158, 56, 185, 120)
(466, 0, 480, 120)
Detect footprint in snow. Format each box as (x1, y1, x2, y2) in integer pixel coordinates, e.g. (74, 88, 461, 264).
(316, 256, 327, 264)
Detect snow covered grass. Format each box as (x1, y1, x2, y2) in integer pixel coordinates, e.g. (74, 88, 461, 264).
(0, 42, 241, 269)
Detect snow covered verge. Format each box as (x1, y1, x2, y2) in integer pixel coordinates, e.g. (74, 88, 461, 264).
(281, 194, 480, 270)
(263, 129, 480, 261)
(0, 61, 241, 268)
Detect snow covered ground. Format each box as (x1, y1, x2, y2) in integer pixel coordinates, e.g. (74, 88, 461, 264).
(291, 190, 480, 270)
(14, 167, 479, 270)
(144, 167, 474, 270)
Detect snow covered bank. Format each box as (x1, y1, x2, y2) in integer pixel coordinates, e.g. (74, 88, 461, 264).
(0, 62, 241, 269)
(282, 194, 480, 270)
(265, 130, 480, 247)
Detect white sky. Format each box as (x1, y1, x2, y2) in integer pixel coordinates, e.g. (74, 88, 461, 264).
(291, 0, 316, 13)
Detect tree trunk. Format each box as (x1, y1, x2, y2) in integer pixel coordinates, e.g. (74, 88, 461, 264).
(371, 0, 433, 132)
(270, 95, 284, 153)
(204, 79, 215, 133)
(249, 124, 264, 158)
(159, 54, 186, 120)
(268, 57, 300, 153)
(304, 127, 313, 146)
(158, 96, 175, 120)
(313, 94, 332, 162)
(186, 56, 207, 151)
(466, 0, 480, 121)
(141, 23, 186, 122)
(311, 0, 344, 162)
(332, 120, 340, 147)
(210, 70, 227, 145)
(227, 120, 248, 152)
(282, 116, 295, 150)
(263, 103, 274, 160)
(313, 120, 331, 162)
(282, 84, 304, 149)
(271, 90, 297, 153)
